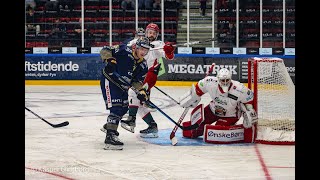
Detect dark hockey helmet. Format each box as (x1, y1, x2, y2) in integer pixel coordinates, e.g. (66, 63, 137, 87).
(135, 36, 151, 49)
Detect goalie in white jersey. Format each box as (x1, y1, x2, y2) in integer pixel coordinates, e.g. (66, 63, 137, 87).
(179, 68, 258, 144)
(120, 23, 175, 138)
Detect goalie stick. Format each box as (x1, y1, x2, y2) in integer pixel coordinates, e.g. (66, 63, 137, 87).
(25, 107, 69, 128)
(113, 72, 199, 131)
(170, 63, 215, 146)
(150, 37, 217, 51)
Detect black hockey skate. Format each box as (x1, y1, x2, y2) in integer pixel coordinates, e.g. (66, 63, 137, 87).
(104, 131, 123, 150)
(140, 122, 158, 138)
(120, 116, 136, 133)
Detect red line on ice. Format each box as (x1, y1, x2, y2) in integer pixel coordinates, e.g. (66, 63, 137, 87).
(25, 166, 75, 180)
(254, 145, 272, 180)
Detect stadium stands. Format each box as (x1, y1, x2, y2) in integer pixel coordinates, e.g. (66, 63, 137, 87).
(25, 0, 294, 49)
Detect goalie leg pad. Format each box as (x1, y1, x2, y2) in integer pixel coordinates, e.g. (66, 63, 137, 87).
(203, 123, 257, 144)
(182, 121, 203, 138)
(182, 104, 205, 138)
(243, 122, 257, 143)
(215, 117, 239, 126)
(182, 104, 212, 138)
(203, 124, 245, 144)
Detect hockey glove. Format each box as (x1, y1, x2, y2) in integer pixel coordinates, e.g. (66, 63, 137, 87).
(163, 42, 174, 54)
(240, 103, 258, 128)
(152, 62, 161, 75)
(137, 88, 149, 102)
(163, 42, 175, 60)
(104, 58, 117, 75)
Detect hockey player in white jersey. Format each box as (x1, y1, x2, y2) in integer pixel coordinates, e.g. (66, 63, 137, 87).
(178, 68, 258, 144)
(120, 23, 175, 138)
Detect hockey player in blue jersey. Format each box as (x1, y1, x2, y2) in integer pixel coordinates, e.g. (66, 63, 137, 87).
(100, 37, 151, 150)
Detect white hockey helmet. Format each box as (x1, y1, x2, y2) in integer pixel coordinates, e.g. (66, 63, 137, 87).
(217, 68, 232, 92)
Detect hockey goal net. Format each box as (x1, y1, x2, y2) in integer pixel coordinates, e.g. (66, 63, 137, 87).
(248, 57, 295, 145)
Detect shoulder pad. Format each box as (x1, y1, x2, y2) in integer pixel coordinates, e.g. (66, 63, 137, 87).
(151, 40, 164, 48)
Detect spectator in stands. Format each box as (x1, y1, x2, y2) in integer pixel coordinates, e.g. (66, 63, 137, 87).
(49, 18, 66, 47)
(153, 0, 161, 10)
(73, 18, 88, 47)
(45, 0, 59, 11)
(25, 8, 40, 35)
(59, 0, 74, 10)
(199, 0, 207, 17)
(227, 22, 236, 46)
(138, 0, 153, 10)
(26, 0, 36, 11)
(121, 0, 135, 10)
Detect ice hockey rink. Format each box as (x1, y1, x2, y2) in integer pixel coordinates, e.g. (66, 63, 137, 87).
(25, 85, 295, 180)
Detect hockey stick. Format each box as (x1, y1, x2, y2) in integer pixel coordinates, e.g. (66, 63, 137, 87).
(113, 72, 199, 130)
(170, 63, 215, 145)
(154, 85, 180, 105)
(25, 107, 69, 128)
(150, 37, 217, 51)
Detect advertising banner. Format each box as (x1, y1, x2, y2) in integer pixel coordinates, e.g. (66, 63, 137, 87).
(25, 55, 103, 80)
(157, 57, 295, 84)
(25, 55, 295, 84)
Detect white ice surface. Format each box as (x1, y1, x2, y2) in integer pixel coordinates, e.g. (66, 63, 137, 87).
(25, 85, 295, 180)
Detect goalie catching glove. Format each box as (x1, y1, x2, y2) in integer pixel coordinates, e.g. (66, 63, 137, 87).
(240, 103, 258, 128)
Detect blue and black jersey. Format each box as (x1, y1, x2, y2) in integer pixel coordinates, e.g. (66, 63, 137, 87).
(102, 43, 148, 88)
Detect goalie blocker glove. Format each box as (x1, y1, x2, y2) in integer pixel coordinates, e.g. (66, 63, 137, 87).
(179, 84, 201, 108)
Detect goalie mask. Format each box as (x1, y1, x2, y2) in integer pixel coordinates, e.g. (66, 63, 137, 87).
(217, 68, 232, 92)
